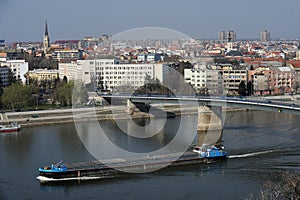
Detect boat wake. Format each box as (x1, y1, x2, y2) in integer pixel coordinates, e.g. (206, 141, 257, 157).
(228, 147, 300, 159)
(36, 175, 105, 182)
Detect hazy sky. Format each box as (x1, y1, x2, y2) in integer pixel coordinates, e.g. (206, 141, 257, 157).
(0, 0, 299, 42)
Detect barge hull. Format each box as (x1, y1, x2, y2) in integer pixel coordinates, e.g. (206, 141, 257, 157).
(38, 152, 226, 180)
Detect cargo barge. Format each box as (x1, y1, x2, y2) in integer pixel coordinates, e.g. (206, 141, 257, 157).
(37, 146, 227, 181)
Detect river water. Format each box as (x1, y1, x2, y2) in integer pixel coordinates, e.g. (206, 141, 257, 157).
(1, 110, 300, 199)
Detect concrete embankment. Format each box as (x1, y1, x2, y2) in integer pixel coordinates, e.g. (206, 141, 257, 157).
(0, 105, 247, 127)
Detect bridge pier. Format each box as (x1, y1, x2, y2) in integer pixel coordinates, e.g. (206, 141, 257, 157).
(197, 106, 223, 146)
(127, 99, 150, 115)
(127, 100, 136, 115)
(127, 98, 225, 146)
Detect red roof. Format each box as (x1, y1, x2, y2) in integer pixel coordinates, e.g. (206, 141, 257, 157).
(288, 60, 300, 68)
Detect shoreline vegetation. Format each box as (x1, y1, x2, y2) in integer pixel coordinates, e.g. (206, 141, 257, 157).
(0, 105, 246, 127)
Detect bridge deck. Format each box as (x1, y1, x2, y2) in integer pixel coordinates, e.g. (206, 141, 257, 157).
(101, 95, 300, 115)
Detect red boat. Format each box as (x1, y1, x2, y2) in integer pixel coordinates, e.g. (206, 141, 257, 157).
(0, 122, 21, 133)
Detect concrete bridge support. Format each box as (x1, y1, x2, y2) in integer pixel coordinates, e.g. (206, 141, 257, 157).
(197, 106, 224, 146)
(127, 99, 224, 146)
(127, 99, 150, 115)
(127, 100, 136, 115)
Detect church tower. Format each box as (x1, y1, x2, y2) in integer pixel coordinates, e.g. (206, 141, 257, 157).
(43, 20, 50, 55)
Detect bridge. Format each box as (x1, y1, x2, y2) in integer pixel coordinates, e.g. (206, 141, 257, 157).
(101, 94, 300, 146)
(102, 94, 300, 115)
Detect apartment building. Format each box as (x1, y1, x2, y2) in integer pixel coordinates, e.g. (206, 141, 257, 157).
(0, 59, 28, 84)
(221, 69, 248, 95)
(0, 66, 11, 87)
(184, 68, 222, 95)
(59, 59, 164, 92)
(52, 49, 83, 61)
(248, 66, 294, 95)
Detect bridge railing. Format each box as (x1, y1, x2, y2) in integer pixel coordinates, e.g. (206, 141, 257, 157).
(102, 93, 300, 109)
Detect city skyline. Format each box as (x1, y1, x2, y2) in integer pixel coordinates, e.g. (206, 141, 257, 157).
(0, 0, 300, 42)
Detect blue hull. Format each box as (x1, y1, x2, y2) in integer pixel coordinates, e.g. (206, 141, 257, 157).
(194, 145, 228, 159)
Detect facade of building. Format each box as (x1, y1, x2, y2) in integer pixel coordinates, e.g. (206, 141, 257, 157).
(78, 35, 110, 49)
(58, 62, 80, 82)
(92, 59, 163, 92)
(184, 68, 222, 95)
(273, 67, 294, 94)
(137, 53, 163, 62)
(0, 66, 11, 87)
(253, 73, 270, 95)
(248, 66, 294, 95)
(0, 60, 28, 84)
(59, 59, 164, 92)
(261, 30, 271, 42)
(227, 31, 236, 42)
(28, 69, 59, 83)
(218, 31, 226, 42)
(52, 49, 83, 61)
(218, 31, 236, 43)
(221, 69, 247, 94)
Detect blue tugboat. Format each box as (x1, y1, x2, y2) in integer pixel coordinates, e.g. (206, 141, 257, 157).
(193, 145, 228, 160)
(39, 161, 68, 174)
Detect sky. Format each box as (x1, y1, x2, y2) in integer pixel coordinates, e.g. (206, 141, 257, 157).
(0, 0, 300, 42)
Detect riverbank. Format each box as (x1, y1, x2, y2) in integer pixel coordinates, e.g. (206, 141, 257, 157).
(0, 105, 247, 127)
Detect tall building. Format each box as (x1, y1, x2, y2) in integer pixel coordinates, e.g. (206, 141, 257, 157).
(218, 31, 226, 42)
(261, 30, 270, 42)
(219, 30, 236, 43)
(227, 31, 236, 42)
(43, 20, 50, 55)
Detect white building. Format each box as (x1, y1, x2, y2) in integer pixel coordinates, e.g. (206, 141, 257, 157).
(92, 59, 163, 92)
(184, 68, 222, 95)
(58, 61, 80, 82)
(52, 49, 83, 61)
(185, 68, 207, 89)
(261, 30, 270, 42)
(59, 59, 164, 92)
(0, 60, 28, 84)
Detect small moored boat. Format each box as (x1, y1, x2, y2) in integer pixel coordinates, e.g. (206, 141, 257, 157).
(0, 122, 21, 133)
(193, 145, 228, 159)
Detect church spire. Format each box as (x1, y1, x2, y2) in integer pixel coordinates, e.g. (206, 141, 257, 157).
(43, 20, 50, 55)
(45, 20, 49, 36)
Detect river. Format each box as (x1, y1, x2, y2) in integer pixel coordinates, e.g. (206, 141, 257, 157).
(0, 110, 300, 199)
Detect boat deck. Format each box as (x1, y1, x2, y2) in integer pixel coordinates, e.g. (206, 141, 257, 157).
(60, 151, 202, 173)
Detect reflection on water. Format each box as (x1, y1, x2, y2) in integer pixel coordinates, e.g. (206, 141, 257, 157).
(0, 111, 300, 199)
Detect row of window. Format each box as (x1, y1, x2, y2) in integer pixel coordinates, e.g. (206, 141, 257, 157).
(98, 76, 148, 80)
(104, 81, 145, 85)
(96, 71, 152, 76)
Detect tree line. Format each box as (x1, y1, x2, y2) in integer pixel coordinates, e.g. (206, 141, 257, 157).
(0, 76, 88, 111)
